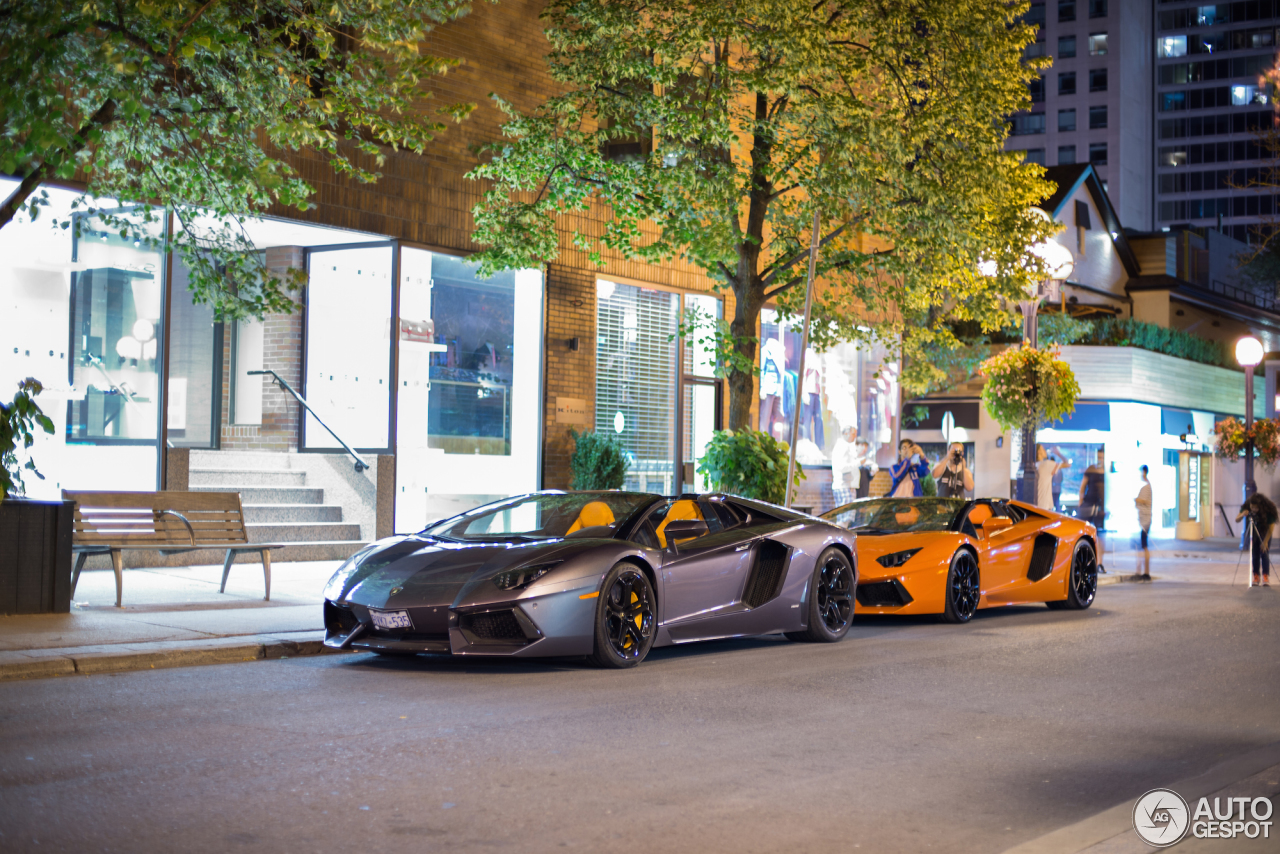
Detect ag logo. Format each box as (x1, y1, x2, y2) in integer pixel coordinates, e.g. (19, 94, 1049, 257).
(1134, 788, 1191, 847)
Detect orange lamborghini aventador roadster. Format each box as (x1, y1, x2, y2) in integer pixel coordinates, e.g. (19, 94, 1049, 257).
(820, 497, 1099, 623)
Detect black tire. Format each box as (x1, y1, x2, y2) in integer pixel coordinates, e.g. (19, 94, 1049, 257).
(587, 562, 656, 668)
(941, 549, 980, 624)
(1047, 539, 1098, 610)
(785, 548, 855, 643)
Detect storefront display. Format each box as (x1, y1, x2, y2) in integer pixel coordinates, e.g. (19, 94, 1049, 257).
(758, 308, 901, 509)
(0, 182, 167, 495)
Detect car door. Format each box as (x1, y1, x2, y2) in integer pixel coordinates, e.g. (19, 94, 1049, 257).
(981, 502, 1047, 601)
(648, 499, 759, 626)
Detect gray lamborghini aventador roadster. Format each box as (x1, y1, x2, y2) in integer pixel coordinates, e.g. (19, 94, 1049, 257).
(322, 491, 858, 667)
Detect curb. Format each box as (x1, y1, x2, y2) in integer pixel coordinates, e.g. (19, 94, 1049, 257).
(999, 740, 1280, 854)
(0, 632, 353, 682)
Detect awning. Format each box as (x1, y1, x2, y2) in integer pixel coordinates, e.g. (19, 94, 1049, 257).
(902, 400, 980, 429)
(1051, 402, 1110, 431)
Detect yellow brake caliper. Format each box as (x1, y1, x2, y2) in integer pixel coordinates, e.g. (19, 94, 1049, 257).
(623, 590, 640, 648)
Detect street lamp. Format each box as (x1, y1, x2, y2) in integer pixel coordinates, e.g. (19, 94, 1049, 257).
(1237, 335, 1264, 500)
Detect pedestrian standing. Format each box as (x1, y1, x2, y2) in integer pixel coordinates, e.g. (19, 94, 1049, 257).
(830, 425, 860, 507)
(1235, 493, 1276, 587)
(932, 442, 974, 498)
(1079, 448, 1107, 573)
(1050, 449, 1068, 510)
(853, 439, 878, 499)
(1035, 445, 1071, 511)
(1135, 465, 1152, 580)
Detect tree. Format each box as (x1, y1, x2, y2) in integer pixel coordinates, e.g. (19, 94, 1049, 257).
(468, 0, 1056, 428)
(0, 0, 475, 319)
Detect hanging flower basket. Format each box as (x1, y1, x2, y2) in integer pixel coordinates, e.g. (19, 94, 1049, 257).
(1214, 416, 1280, 469)
(978, 343, 1081, 433)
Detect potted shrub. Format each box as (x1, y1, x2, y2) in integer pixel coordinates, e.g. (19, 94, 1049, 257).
(696, 429, 804, 505)
(0, 378, 73, 614)
(569, 428, 628, 490)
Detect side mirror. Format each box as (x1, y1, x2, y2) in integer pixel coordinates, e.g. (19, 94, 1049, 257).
(663, 519, 708, 544)
(982, 517, 1013, 532)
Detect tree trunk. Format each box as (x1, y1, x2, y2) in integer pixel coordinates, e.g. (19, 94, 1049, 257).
(0, 99, 116, 231)
(726, 279, 765, 431)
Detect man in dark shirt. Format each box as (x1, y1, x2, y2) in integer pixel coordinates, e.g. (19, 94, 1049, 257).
(931, 442, 974, 498)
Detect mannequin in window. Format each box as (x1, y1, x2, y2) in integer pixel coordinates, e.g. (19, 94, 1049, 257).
(800, 348, 824, 447)
(758, 332, 786, 436)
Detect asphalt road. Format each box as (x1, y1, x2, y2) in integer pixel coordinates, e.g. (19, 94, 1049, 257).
(2, 582, 1279, 854)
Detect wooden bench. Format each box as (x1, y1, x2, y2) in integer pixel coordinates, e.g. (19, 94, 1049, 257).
(63, 490, 283, 608)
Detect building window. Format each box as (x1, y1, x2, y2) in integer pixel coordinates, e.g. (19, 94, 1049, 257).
(1058, 35, 1077, 58)
(1089, 33, 1108, 55)
(1089, 105, 1108, 129)
(1011, 113, 1047, 135)
(1089, 142, 1108, 165)
(1024, 148, 1047, 165)
(395, 249, 545, 528)
(1025, 3, 1046, 28)
(1059, 109, 1077, 132)
(1196, 5, 1226, 27)
(1089, 68, 1108, 92)
(1161, 91, 1186, 111)
(1059, 0, 1076, 22)
(1059, 72, 1077, 96)
(1025, 41, 1047, 59)
(1030, 75, 1046, 103)
(1158, 35, 1187, 58)
(1059, 145, 1077, 164)
(1089, 0, 1107, 18)
(1232, 84, 1271, 107)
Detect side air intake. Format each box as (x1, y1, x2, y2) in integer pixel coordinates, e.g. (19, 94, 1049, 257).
(743, 540, 790, 608)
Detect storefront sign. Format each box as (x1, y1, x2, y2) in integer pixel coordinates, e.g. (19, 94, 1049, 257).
(555, 397, 589, 425)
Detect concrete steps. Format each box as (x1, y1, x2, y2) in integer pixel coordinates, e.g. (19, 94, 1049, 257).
(189, 468, 307, 487)
(242, 504, 344, 524)
(191, 485, 325, 505)
(247, 522, 363, 544)
(182, 451, 369, 565)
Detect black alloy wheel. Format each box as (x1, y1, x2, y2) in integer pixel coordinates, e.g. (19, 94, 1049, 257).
(1048, 539, 1098, 610)
(786, 548, 855, 642)
(941, 550, 980, 624)
(588, 562, 656, 668)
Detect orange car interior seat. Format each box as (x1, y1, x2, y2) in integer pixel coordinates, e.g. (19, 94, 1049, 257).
(566, 501, 616, 535)
(893, 505, 921, 527)
(967, 504, 993, 537)
(656, 499, 704, 548)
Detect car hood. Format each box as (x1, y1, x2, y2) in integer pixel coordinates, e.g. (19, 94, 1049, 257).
(324, 535, 612, 610)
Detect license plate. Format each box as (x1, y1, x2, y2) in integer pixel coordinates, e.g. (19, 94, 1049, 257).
(370, 609, 413, 631)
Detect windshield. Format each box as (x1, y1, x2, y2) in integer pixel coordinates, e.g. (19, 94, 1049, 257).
(822, 498, 965, 534)
(421, 492, 657, 542)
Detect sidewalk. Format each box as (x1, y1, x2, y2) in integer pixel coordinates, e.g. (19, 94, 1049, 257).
(0, 561, 350, 681)
(1099, 535, 1270, 585)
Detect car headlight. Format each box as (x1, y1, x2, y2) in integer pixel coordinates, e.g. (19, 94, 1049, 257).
(876, 548, 921, 569)
(492, 561, 563, 591)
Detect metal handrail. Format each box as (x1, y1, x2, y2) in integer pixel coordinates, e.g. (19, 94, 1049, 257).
(247, 370, 369, 472)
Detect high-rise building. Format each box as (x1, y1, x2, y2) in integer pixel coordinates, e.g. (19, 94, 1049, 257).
(1154, 1, 1280, 242)
(1006, 0, 1154, 231)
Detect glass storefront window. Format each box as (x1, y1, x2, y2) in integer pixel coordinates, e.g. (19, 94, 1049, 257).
(166, 256, 219, 447)
(596, 280, 680, 494)
(759, 308, 901, 508)
(394, 248, 543, 531)
(303, 244, 395, 451)
(0, 182, 166, 495)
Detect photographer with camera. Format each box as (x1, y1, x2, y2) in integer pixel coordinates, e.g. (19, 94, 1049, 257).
(932, 442, 974, 499)
(1235, 492, 1277, 587)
